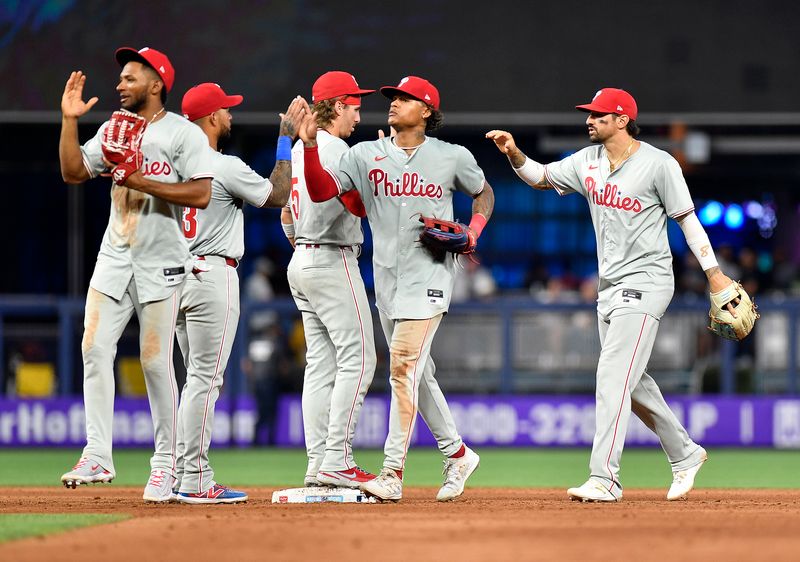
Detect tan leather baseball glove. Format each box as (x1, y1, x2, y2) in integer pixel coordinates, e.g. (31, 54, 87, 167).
(708, 281, 759, 340)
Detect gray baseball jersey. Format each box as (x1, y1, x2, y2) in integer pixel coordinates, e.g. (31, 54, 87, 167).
(291, 131, 363, 246)
(182, 148, 273, 260)
(542, 140, 703, 497)
(330, 136, 485, 319)
(544, 142, 694, 300)
(81, 112, 214, 303)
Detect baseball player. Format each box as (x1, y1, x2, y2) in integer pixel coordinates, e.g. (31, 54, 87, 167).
(173, 84, 307, 503)
(487, 88, 738, 502)
(281, 71, 377, 489)
(299, 76, 495, 502)
(59, 47, 213, 502)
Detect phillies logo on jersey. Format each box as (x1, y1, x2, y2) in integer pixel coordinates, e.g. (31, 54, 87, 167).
(585, 176, 642, 213)
(368, 169, 443, 199)
(142, 160, 173, 176)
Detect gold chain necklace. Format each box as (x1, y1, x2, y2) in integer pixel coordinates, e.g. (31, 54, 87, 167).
(150, 107, 165, 123)
(608, 139, 635, 172)
(393, 136, 426, 150)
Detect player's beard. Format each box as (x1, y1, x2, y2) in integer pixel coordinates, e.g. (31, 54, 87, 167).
(123, 90, 148, 113)
(218, 125, 232, 150)
(588, 128, 610, 144)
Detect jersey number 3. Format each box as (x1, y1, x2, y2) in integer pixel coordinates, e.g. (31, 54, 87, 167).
(182, 207, 198, 240)
(290, 177, 300, 220)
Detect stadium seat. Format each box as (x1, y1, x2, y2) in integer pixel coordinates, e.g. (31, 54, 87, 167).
(16, 362, 56, 397)
(118, 356, 147, 396)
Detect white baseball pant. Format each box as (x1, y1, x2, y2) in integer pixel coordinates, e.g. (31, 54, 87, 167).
(378, 312, 463, 472)
(288, 245, 376, 478)
(174, 256, 240, 493)
(80, 280, 182, 475)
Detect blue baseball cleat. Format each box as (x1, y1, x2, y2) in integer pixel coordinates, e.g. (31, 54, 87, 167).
(176, 484, 248, 504)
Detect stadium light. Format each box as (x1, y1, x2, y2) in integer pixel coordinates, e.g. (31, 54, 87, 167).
(698, 201, 724, 226)
(724, 204, 745, 229)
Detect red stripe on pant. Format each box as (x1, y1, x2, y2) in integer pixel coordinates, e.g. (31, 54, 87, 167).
(197, 267, 232, 492)
(604, 314, 648, 490)
(340, 248, 367, 469)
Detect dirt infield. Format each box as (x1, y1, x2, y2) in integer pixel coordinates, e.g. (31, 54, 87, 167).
(1, 487, 799, 562)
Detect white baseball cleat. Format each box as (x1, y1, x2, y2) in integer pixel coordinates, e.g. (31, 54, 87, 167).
(436, 446, 480, 502)
(304, 475, 322, 487)
(360, 467, 403, 502)
(143, 469, 177, 503)
(61, 458, 115, 489)
(667, 448, 708, 501)
(568, 479, 621, 503)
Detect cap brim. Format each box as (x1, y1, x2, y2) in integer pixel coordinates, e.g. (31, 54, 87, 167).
(347, 88, 375, 97)
(223, 95, 244, 109)
(380, 86, 421, 103)
(575, 103, 613, 114)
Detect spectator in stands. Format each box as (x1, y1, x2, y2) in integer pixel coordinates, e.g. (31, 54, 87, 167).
(771, 248, 798, 294)
(452, 256, 497, 302)
(716, 244, 741, 282)
(523, 256, 551, 294)
(678, 253, 707, 298)
(244, 256, 277, 331)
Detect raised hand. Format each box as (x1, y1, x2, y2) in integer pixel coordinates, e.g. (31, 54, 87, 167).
(62, 71, 98, 119)
(298, 110, 319, 146)
(377, 126, 397, 139)
(485, 130, 518, 155)
(279, 96, 310, 140)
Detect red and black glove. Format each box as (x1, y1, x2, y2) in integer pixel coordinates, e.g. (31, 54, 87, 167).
(418, 216, 475, 256)
(101, 110, 147, 185)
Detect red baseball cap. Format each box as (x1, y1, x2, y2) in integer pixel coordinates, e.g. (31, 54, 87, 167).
(181, 83, 243, 121)
(380, 76, 440, 110)
(312, 71, 374, 105)
(576, 88, 638, 120)
(115, 46, 175, 93)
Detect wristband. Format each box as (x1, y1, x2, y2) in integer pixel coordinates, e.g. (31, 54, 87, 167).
(469, 213, 488, 239)
(514, 157, 546, 186)
(281, 220, 295, 239)
(276, 136, 292, 161)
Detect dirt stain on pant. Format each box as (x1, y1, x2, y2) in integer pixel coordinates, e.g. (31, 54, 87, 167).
(389, 345, 419, 435)
(111, 186, 146, 247)
(140, 326, 162, 371)
(82, 288, 103, 354)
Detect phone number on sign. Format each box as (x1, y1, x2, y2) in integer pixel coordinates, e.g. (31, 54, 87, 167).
(448, 402, 597, 445)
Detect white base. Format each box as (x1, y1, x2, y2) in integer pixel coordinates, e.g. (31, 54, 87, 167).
(271, 486, 377, 504)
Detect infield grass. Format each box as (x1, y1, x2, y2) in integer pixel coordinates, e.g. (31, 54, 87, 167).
(0, 447, 798, 489)
(0, 513, 130, 543)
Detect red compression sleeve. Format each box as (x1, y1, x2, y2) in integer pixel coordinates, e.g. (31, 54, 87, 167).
(469, 213, 488, 238)
(304, 145, 339, 202)
(339, 189, 366, 217)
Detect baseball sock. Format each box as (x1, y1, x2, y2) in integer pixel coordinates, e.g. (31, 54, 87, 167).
(449, 444, 466, 458)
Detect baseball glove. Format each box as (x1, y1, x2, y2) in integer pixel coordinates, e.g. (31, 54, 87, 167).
(418, 216, 476, 260)
(708, 281, 759, 341)
(101, 110, 147, 185)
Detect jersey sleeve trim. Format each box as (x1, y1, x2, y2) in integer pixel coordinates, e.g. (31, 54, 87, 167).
(257, 180, 274, 207)
(669, 205, 695, 219)
(81, 153, 98, 179)
(543, 165, 570, 195)
(325, 166, 345, 195)
(187, 172, 215, 181)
